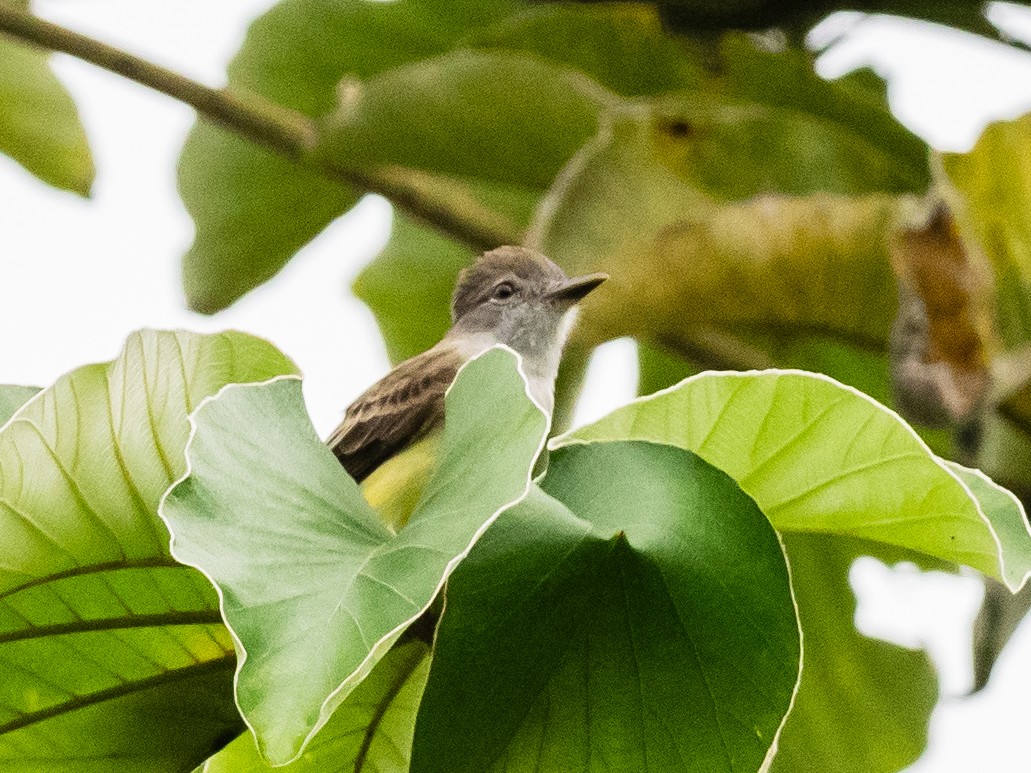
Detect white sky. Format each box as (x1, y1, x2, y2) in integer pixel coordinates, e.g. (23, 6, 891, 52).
(4, 1, 1031, 769)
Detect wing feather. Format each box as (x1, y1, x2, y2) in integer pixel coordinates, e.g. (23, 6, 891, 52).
(328, 346, 461, 482)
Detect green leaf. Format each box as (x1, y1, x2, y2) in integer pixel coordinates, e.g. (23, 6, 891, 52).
(319, 49, 600, 190)
(471, 7, 928, 192)
(532, 117, 899, 350)
(973, 578, 1031, 693)
(940, 113, 1031, 347)
(198, 641, 430, 772)
(178, 0, 514, 313)
(160, 347, 549, 765)
(0, 384, 39, 425)
(415, 443, 799, 773)
(178, 130, 354, 315)
(0, 330, 296, 771)
(700, 37, 928, 195)
(0, 0, 94, 195)
(556, 370, 1030, 588)
(944, 462, 1031, 589)
(637, 343, 700, 396)
(770, 535, 937, 773)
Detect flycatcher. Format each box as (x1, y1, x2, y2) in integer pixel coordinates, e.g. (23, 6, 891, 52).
(328, 245, 606, 526)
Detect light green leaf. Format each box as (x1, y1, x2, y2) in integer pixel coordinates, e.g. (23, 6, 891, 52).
(178, 129, 354, 314)
(198, 641, 430, 773)
(178, 0, 515, 313)
(771, 535, 937, 773)
(415, 443, 799, 773)
(944, 462, 1031, 591)
(556, 370, 1030, 589)
(0, 0, 93, 195)
(0, 384, 39, 425)
(940, 113, 1031, 347)
(0, 330, 296, 771)
(531, 116, 900, 353)
(160, 347, 549, 765)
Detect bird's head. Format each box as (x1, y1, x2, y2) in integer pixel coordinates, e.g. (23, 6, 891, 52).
(450, 246, 607, 357)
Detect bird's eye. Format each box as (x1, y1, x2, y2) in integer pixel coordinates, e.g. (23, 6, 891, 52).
(492, 282, 516, 301)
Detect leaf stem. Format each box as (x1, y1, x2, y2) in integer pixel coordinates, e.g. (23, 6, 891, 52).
(0, 4, 516, 250)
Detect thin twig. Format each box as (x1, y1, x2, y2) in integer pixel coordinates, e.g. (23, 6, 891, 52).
(0, 4, 517, 250)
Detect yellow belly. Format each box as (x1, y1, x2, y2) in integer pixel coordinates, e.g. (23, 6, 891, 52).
(359, 433, 441, 532)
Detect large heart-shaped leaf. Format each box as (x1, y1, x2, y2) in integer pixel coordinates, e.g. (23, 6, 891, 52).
(197, 641, 430, 773)
(160, 347, 549, 764)
(0, 330, 296, 771)
(414, 442, 800, 773)
(556, 370, 1031, 589)
(178, 0, 515, 313)
(0, 0, 93, 195)
(770, 535, 937, 773)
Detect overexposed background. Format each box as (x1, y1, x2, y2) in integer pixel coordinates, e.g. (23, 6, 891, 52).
(3, 2, 1031, 769)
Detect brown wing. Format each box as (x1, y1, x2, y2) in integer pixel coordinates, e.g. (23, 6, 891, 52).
(328, 346, 462, 483)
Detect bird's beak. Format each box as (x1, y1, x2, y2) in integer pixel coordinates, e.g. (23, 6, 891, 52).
(546, 273, 608, 307)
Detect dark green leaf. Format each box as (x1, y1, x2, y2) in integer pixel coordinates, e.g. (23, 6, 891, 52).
(973, 578, 1031, 693)
(467, 3, 704, 96)
(415, 442, 799, 773)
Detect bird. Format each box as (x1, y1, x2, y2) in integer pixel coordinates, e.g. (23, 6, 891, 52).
(328, 245, 607, 527)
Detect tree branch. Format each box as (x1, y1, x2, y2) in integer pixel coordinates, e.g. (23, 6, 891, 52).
(0, 4, 517, 250)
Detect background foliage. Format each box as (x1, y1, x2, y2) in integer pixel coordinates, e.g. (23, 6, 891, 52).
(5, 0, 1031, 770)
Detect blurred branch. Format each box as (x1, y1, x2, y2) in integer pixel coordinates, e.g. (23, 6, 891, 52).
(658, 327, 779, 372)
(0, 4, 516, 250)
